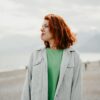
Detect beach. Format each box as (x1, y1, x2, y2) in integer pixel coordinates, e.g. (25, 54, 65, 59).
(0, 61, 100, 100)
(0, 69, 26, 100)
(83, 61, 100, 100)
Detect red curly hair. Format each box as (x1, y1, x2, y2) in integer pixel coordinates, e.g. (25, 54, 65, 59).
(44, 14, 76, 49)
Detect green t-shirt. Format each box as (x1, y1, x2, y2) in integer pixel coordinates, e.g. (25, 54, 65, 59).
(46, 48, 63, 100)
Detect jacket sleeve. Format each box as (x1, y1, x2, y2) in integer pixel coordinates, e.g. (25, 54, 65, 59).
(71, 52, 83, 100)
(21, 52, 33, 100)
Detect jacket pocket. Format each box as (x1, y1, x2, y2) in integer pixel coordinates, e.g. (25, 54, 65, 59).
(67, 58, 75, 68)
(67, 65, 74, 68)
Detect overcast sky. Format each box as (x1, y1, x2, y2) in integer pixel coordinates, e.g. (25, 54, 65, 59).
(1, 0, 100, 39)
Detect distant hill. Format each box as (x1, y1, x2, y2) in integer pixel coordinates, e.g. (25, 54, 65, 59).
(75, 31, 95, 48)
(77, 33, 100, 53)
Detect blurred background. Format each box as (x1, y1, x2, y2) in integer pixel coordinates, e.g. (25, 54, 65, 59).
(0, 0, 100, 100)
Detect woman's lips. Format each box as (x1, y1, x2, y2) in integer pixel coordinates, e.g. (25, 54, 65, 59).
(41, 33, 45, 36)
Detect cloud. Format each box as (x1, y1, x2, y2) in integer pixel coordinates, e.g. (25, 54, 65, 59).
(63, 0, 100, 6)
(0, 0, 43, 37)
(0, 0, 100, 39)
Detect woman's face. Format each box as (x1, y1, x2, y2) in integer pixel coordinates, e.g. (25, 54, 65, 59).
(40, 19, 54, 42)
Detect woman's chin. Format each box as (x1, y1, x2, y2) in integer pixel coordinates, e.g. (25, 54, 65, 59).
(41, 36, 46, 41)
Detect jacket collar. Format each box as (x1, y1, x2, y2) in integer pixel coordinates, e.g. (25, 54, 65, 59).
(36, 45, 75, 53)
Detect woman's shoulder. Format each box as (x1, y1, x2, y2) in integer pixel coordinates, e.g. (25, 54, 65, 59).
(30, 45, 45, 54)
(30, 45, 45, 58)
(66, 46, 81, 60)
(65, 46, 77, 54)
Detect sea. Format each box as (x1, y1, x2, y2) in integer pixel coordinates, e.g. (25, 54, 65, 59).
(0, 52, 100, 72)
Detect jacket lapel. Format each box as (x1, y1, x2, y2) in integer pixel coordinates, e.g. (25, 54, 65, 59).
(54, 48, 73, 96)
(41, 47, 48, 100)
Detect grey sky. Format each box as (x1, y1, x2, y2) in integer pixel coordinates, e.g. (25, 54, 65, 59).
(1, 0, 100, 39)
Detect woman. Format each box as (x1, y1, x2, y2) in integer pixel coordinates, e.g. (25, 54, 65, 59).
(21, 14, 82, 100)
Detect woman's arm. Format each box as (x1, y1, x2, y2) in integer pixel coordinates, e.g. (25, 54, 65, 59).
(71, 52, 83, 100)
(21, 52, 33, 100)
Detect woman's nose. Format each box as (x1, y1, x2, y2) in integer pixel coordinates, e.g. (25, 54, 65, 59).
(41, 27, 44, 32)
(40, 28, 42, 32)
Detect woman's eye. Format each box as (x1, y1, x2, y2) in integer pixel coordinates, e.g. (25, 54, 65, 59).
(44, 25, 48, 28)
(43, 24, 48, 28)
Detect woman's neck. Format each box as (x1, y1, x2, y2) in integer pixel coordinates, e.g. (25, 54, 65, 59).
(48, 39, 57, 49)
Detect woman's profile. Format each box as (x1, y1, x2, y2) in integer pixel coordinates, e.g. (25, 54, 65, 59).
(21, 14, 82, 100)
